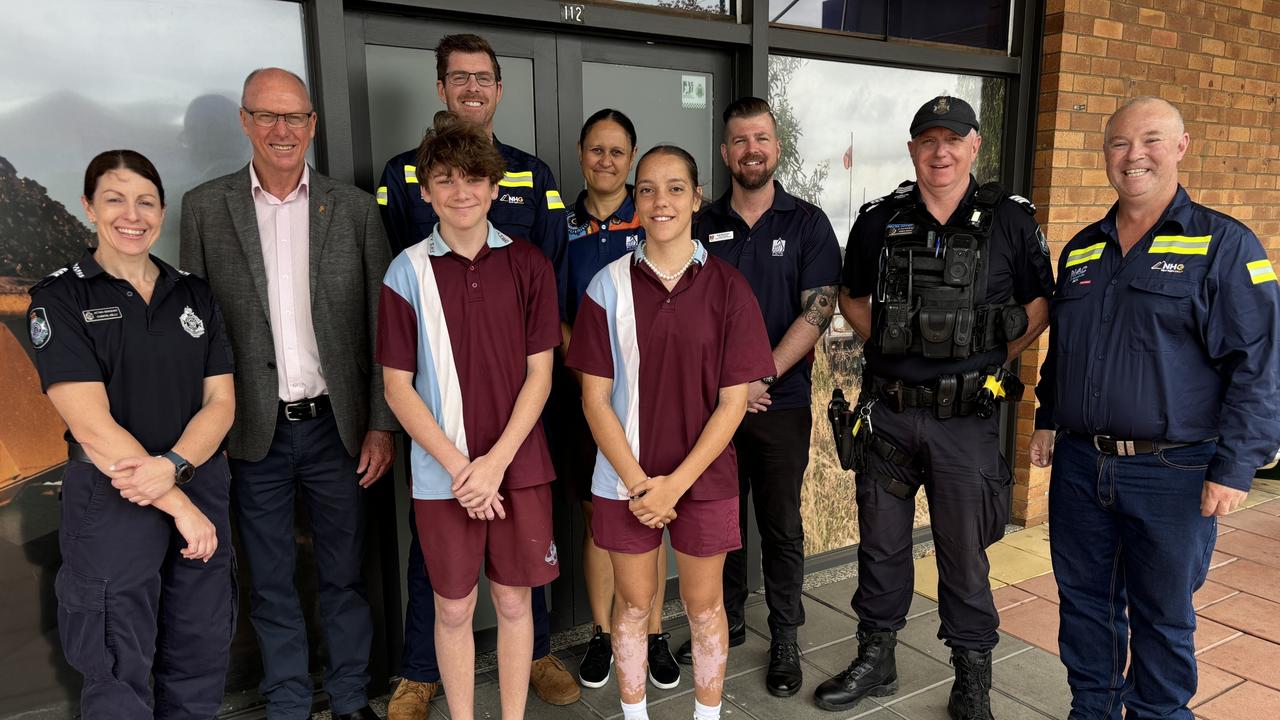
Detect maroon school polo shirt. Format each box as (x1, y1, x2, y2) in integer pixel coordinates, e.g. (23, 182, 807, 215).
(377, 226, 560, 498)
(565, 244, 774, 501)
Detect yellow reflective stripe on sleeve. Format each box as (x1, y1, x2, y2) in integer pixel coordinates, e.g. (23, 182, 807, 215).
(1248, 259, 1278, 285)
(376, 186, 388, 206)
(403, 165, 418, 184)
(1065, 242, 1106, 268)
(498, 171, 534, 188)
(546, 190, 564, 210)
(1148, 234, 1211, 255)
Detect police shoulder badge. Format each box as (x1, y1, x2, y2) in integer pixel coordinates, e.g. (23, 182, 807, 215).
(179, 306, 205, 338)
(29, 307, 51, 349)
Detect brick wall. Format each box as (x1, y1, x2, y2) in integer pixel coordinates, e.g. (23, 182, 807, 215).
(1012, 0, 1280, 526)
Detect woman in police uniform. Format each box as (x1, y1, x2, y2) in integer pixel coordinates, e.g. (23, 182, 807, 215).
(28, 150, 236, 719)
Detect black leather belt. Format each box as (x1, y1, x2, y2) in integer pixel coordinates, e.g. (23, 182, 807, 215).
(280, 395, 332, 422)
(1077, 433, 1202, 457)
(67, 442, 92, 464)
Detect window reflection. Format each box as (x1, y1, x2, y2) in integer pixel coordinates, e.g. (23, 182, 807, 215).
(770, 0, 1012, 52)
(586, 0, 735, 16)
(771, 54, 1006, 552)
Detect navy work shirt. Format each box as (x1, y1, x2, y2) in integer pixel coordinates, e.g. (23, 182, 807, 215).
(843, 178, 1055, 383)
(1034, 186, 1280, 492)
(28, 249, 235, 455)
(376, 137, 568, 313)
(565, 188, 644, 325)
(694, 181, 842, 411)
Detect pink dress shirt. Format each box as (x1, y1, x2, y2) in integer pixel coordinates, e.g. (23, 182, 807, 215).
(250, 163, 328, 402)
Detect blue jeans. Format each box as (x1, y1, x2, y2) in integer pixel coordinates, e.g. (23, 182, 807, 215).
(1049, 433, 1218, 720)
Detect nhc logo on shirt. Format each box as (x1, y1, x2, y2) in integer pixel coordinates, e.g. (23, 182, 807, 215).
(499, 193, 525, 205)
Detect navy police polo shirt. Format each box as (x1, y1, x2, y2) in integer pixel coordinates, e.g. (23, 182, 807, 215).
(694, 181, 842, 410)
(28, 249, 235, 454)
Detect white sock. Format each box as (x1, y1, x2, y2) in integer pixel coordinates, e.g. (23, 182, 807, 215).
(621, 697, 649, 720)
(694, 699, 721, 720)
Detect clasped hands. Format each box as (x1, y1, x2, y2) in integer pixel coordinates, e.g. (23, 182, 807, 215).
(628, 475, 679, 529)
(451, 453, 509, 521)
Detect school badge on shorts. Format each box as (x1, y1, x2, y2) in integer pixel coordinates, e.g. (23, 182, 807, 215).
(28, 307, 51, 349)
(544, 541, 559, 566)
(179, 306, 205, 338)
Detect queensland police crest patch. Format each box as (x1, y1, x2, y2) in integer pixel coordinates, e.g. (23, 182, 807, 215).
(28, 307, 51, 349)
(179, 306, 205, 338)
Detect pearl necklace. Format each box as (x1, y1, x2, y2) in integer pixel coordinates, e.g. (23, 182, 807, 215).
(639, 240, 697, 282)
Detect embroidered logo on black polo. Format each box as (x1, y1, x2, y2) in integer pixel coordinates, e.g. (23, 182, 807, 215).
(179, 306, 205, 338)
(29, 307, 51, 349)
(83, 307, 122, 322)
(772, 238, 786, 256)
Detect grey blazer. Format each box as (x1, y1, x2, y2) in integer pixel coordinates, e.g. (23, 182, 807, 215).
(179, 165, 397, 462)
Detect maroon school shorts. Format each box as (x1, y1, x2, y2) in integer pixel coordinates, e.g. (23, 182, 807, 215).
(591, 493, 741, 557)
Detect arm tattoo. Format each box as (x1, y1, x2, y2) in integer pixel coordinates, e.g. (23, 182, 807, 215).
(800, 285, 837, 332)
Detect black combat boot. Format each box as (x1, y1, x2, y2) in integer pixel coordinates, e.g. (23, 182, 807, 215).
(812, 630, 898, 712)
(947, 648, 994, 720)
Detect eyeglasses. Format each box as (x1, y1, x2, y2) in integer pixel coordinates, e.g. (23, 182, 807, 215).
(443, 71, 497, 87)
(242, 108, 315, 128)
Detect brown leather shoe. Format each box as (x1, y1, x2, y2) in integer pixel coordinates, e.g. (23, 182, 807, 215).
(530, 654, 581, 705)
(387, 678, 439, 720)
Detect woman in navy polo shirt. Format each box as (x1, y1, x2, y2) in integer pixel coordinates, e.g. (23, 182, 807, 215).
(557, 109, 680, 691)
(565, 146, 774, 720)
(28, 150, 236, 718)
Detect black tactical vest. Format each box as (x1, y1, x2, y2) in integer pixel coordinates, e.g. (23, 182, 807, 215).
(870, 181, 1028, 360)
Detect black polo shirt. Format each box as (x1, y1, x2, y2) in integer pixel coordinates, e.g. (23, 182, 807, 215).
(842, 177, 1055, 383)
(28, 249, 235, 455)
(694, 181, 842, 411)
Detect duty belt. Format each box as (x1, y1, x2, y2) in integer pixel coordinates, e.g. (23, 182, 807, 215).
(1075, 433, 1206, 456)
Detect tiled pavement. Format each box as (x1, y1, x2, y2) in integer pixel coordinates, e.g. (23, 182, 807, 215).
(368, 478, 1280, 719)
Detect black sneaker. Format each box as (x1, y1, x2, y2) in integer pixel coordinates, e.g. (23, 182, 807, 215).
(647, 632, 681, 689)
(578, 626, 613, 688)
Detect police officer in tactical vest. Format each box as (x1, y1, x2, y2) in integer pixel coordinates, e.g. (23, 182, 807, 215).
(815, 96, 1054, 719)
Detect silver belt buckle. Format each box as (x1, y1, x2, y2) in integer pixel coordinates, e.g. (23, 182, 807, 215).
(1094, 435, 1136, 456)
(285, 401, 314, 422)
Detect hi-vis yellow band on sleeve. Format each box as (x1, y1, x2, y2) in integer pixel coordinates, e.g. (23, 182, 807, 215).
(403, 165, 418, 184)
(1148, 235, 1211, 255)
(1248, 259, 1278, 285)
(376, 186, 388, 206)
(546, 190, 564, 210)
(1065, 242, 1106, 268)
(498, 171, 534, 188)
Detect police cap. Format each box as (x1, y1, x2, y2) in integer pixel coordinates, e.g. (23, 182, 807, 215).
(910, 96, 979, 138)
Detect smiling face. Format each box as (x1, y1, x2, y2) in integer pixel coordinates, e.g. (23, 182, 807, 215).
(240, 69, 315, 181)
(420, 165, 498, 236)
(1104, 99, 1188, 208)
(437, 51, 503, 133)
(81, 168, 165, 260)
(721, 113, 779, 191)
(579, 119, 636, 199)
(634, 151, 700, 245)
(908, 126, 981, 197)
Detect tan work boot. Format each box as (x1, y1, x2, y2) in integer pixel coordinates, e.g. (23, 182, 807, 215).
(387, 678, 439, 720)
(530, 654, 581, 705)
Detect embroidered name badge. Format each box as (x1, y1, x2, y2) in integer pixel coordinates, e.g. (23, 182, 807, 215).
(887, 223, 915, 237)
(179, 306, 205, 338)
(29, 307, 51, 349)
(772, 237, 786, 256)
(82, 307, 122, 323)
(708, 231, 734, 243)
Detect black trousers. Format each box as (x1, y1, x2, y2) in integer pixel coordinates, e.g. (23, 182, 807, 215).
(723, 406, 812, 642)
(851, 401, 1011, 652)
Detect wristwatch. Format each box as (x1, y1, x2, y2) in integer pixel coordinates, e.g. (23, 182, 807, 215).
(163, 451, 196, 485)
(761, 375, 777, 386)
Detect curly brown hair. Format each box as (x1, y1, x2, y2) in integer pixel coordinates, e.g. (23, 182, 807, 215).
(414, 111, 506, 185)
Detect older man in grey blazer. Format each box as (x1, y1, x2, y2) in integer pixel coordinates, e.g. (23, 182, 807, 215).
(180, 67, 394, 720)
